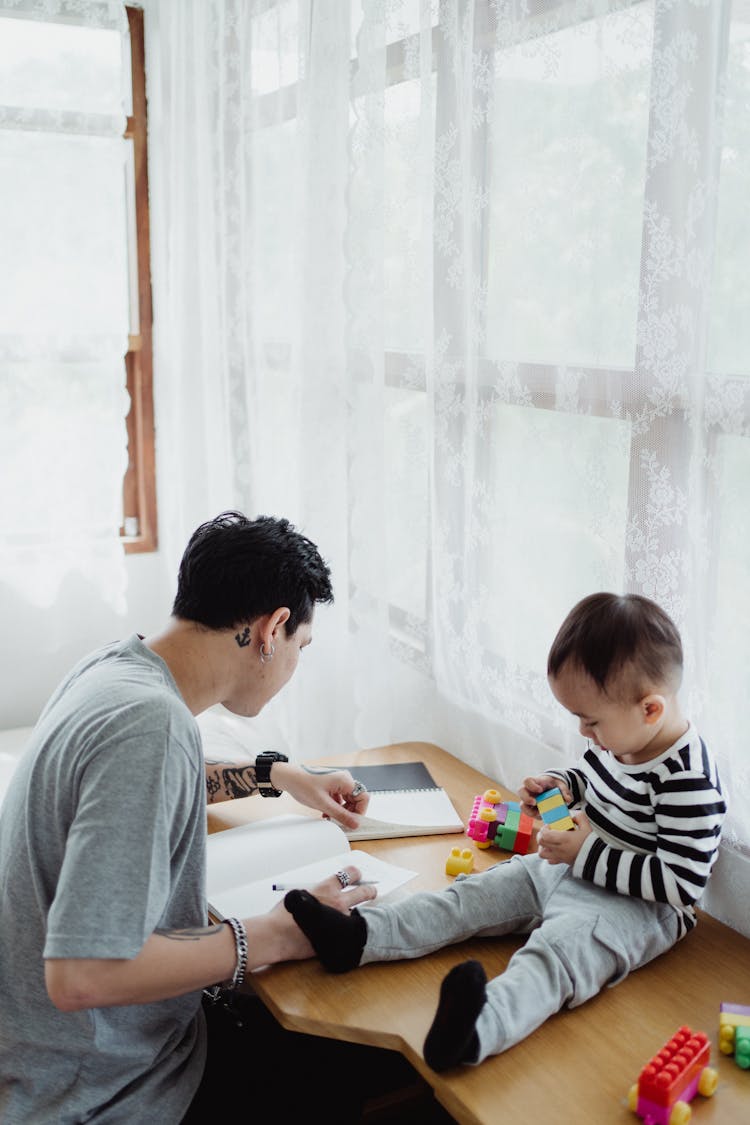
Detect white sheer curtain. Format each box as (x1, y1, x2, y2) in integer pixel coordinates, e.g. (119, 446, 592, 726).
(147, 0, 750, 933)
(0, 0, 130, 612)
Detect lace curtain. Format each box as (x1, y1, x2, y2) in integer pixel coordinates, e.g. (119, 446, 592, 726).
(147, 0, 750, 932)
(0, 0, 130, 619)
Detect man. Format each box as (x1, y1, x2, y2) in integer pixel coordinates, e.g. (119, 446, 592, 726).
(0, 512, 414, 1123)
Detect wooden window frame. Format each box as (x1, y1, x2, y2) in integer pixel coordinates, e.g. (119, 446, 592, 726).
(122, 4, 157, 552)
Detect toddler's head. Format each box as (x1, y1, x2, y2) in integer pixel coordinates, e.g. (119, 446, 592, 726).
(547, 593, 684, 758)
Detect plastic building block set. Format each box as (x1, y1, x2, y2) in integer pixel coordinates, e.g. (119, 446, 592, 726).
(627, 1025, 718, 1124)
(719, 1001, 750, 1069)
(465, 789, 534, 854)
(453, 785, 575, 874)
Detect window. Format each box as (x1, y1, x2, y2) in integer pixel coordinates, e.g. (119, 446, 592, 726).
(0, 2, 156, 558)
(122, 4, 156, 552)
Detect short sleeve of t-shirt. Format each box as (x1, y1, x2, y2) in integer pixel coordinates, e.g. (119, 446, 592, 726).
(44, 701, 204, 960)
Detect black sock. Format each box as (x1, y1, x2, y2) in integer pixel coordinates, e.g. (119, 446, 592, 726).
(423, 960, 486, 1072)
(284, 889, 367, 973)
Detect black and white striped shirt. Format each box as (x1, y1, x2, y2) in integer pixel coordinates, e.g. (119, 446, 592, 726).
(547, 724, 726, 935)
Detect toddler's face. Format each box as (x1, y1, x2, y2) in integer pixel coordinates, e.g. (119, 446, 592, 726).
(549, 663, 652, 759)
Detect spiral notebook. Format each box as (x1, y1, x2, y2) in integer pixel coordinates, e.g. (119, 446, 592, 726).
(341, 761, 465, 841)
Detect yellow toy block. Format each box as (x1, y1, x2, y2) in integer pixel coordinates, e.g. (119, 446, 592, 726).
(720, 1011, 750, 1029)
(549, 814, 576, 831)
(446, 847, 474, 876)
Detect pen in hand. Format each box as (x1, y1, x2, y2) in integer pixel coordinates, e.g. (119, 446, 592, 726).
(272, 880, 379, 891)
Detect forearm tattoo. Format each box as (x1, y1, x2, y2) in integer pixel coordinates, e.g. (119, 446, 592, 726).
(205, 760, 259, 802)
(155, 924, 225, 941)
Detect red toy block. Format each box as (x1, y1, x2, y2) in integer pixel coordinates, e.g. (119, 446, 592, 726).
(629, 1025, 718, 1124)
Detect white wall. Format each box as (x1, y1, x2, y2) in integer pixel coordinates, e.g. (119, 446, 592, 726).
(0, 550, 172, 730)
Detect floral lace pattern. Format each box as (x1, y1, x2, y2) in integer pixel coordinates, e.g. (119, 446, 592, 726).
(147, 1, 749, 930)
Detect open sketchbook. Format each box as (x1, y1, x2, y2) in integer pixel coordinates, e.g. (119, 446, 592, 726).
(339, 761, 465, 841)
(206, 814, 418, 921)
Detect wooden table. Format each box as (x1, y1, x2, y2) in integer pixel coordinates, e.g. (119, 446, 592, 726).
(207, 741, 750, 1125)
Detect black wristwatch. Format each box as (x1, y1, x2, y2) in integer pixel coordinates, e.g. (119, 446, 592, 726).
(255, 751, 289, 797)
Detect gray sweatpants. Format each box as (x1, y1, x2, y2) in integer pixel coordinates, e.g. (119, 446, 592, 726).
(358, 853, 682, 1061)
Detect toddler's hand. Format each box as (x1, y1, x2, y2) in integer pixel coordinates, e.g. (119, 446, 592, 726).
(518, 774, 573, 819)
(537, 811, 591, 866)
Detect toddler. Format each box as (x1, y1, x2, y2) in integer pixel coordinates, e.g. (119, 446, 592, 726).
(286, 593, 726, 1070)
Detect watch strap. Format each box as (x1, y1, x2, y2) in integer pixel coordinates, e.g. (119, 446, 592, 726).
(255, 751, 288, 797)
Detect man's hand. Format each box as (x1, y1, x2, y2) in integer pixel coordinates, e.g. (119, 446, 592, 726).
(307, 864, 378, 911)
(274, 764, 370, 831)
(518, 773, 573, 819)
(264, 864, 378, 963)
(536, 811, 591, 866)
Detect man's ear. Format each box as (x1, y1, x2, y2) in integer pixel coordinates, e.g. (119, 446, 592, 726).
(253, 607, 291, 654)
(642, 694, 665, 725)
(267, 607, 290, 641)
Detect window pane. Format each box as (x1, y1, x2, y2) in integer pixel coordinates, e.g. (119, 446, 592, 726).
(0, 361, 128, 536)
(0, 131, 130, 337)
(351, 0, 438, 54)
(486, 3, 654, 368)
(384, 77, 434, 352)
(0, 17, 123, 115)
(707, 16, 750, 376)
(249, 120, 298, 343)
(386, 385, 428, 615)
(710, 433, 750, 756)
(251, 1, 299, 94)
(479, 404, 631, 670)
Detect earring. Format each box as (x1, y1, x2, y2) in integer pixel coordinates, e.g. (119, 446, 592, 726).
(259, 641, 275, 665)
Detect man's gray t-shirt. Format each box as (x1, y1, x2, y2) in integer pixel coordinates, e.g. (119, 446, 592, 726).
(0, 635, 208, 1123)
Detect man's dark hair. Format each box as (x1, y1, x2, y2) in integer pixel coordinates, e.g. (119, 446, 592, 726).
(547, 592, 683, 699)
(172, 511, 333, 634)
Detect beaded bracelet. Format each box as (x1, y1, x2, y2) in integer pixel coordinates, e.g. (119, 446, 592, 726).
(224, 916, 248, 990)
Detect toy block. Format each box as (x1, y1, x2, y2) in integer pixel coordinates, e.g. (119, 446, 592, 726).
(630, 1026, 717, 1124)
(514, 821, 533, 854)
(719, 1000, 750, 1024)
(638, 1026, 709, 1103)
(446, 847, 474, 877)
(466, 795, 492, 847)
(540, 803, 572, 826)
(536, 787, 575, 831)
(536, 788, 565, 814)
(735, 1026, 750, 1069)
(495, 824, 517, 851)
(720, 1001, 750, 1017)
